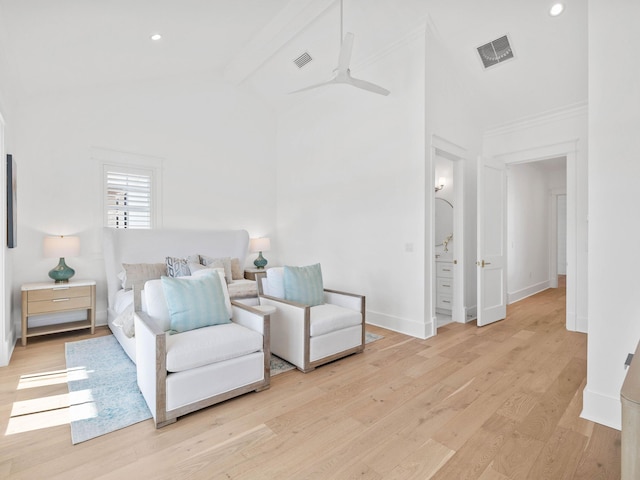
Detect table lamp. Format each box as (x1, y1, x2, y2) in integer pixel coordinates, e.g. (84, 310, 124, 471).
(44, 235, 80, 283)
(250, 237, 271, 269)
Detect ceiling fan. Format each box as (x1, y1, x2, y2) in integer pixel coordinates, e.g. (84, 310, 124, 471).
(289, 0, 390, 96)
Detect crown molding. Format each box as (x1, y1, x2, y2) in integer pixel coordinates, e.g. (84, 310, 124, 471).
(483, 101, 588, 138)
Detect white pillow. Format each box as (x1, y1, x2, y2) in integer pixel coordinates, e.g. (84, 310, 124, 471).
(112, 304, 135, 338)
(189, 262, 226, 279)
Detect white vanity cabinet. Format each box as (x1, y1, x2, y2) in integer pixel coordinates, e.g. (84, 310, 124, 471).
(436, 260, 454, 314)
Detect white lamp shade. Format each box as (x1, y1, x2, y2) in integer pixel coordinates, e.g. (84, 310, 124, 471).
(44, 236, 80, 258)
(437, 177, 446, 187)
(250, 237, 271, 253)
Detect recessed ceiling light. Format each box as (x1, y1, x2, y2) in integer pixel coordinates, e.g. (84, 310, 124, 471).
(549, 3, 565, 16)
(150, 33, 162, 41)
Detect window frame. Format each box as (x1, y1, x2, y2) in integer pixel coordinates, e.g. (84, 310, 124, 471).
(95, 147, 163, 229)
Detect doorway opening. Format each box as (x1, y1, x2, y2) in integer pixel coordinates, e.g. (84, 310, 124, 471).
(430, 135, 467, 336)
(506, 157, 567, 305)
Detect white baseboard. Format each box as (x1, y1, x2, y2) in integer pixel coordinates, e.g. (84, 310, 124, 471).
(507, 281, 550, 305)
(0, 337, 14, 367)
(581, 385, 621, 431)
(366, 311, 435, 340)
(96, 308, 108, 327)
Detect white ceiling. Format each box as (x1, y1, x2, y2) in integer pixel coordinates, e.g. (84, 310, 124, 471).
(0, 0, 587, 128)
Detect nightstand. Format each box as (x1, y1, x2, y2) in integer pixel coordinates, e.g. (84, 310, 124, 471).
(21, 280, 96, 346)
(244, 268, 268, 281)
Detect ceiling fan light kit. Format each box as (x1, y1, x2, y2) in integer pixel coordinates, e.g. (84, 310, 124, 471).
(289, 0, 390, 96)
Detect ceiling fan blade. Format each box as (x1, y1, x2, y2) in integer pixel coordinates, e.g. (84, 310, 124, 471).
(346, 76, 390, 96)
(288, 78, 336, 95)
(337, 32, 354, 72)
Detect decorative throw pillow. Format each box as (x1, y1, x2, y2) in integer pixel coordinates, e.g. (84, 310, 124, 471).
(199, 255, 232, 284)
(161, 272, 231, 334)
(112, 304, 135, 338)
(165, 255, 198, 278)
(191, 264, 225, 278)
(230, 258, 244, 280)
(121, 263, 167, 290)
(283, 263, 324, 307)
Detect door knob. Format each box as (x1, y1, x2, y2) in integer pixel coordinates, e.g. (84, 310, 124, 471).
(476, 260, 492, 268)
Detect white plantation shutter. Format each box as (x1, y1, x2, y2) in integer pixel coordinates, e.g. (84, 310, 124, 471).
(104, 166, 153, 229)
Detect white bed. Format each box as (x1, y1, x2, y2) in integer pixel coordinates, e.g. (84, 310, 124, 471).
(102, 227, 258, 362)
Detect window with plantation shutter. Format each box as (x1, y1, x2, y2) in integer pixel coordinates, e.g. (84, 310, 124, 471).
(105, 167, 153, 228)
(95, 147, 162, 229)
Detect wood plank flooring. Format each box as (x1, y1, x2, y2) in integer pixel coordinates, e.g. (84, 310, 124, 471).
(0, 282, 621, 479)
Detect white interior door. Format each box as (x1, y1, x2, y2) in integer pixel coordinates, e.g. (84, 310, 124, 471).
(477, 156, 507, 327)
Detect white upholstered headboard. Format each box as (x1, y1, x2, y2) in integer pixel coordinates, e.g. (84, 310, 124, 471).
(102, 227, 249, 311)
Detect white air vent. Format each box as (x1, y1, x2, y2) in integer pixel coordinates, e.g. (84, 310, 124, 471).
(293, 52, 312, 69)
(477, 35, 514, 69)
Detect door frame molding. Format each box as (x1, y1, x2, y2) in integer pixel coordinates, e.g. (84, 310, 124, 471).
(429, 135, 467, 334)
(493, 140, 579, 332)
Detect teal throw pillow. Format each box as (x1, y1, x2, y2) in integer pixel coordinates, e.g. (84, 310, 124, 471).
(283, 263, 324, 307)
(161, 273, 231, 334)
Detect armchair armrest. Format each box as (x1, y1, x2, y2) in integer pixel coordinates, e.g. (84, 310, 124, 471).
(231, 300, 268, 335)
(324, 289, 365, 314)
(259, 295, 310, 369)
(230, 300, 271, 387)
(134, 311, 168, 426)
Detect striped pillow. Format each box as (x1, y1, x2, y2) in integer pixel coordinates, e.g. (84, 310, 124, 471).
(283, 264, 324, 307)
(161, 272, 231, 334)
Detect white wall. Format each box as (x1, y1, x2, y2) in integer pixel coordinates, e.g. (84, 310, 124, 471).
(276, 29, 429, 337)
(8, 73, 278, 340)
(583, 0, 640, 430)
(506, 163, 550, 303)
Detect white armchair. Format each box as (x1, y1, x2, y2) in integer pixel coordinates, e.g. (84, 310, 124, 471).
(134, 272, 270, 428)
(256, 266, 365, 373)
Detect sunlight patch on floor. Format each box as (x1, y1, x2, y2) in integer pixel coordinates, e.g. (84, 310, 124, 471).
(6, 368, 96, 436)
(17, 367, 89, 390)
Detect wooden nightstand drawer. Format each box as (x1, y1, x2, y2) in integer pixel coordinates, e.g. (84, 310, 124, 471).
(28, 296, 92, 315)
(28, 285, 91, 302)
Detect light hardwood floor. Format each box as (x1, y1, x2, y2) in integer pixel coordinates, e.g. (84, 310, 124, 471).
(0, 281, 621, 479)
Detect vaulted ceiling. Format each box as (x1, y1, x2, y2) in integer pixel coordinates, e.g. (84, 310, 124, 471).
(0, 0, 587, 128)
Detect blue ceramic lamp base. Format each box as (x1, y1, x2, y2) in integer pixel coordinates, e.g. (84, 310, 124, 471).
(254, 252, 268, 269)
(49, 257, 75, 283)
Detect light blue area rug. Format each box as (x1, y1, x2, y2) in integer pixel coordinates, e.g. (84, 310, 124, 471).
(65, 335, 151, 444)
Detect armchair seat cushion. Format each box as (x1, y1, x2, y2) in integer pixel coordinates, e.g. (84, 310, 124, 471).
(310, 304, 362, 337)
(166, 323, 263, 373)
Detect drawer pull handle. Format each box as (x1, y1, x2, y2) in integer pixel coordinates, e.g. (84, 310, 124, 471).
(53, 298, 70, 302)
(442, 269, 451, 272)
(53, 286, 70, 291)
(442, 284, 451, 288)
(443, 300, 451, 304)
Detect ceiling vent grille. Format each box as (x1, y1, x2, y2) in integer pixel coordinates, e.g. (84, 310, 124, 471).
(293, 52, 313, 69)
(477, 35, 514, 69)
